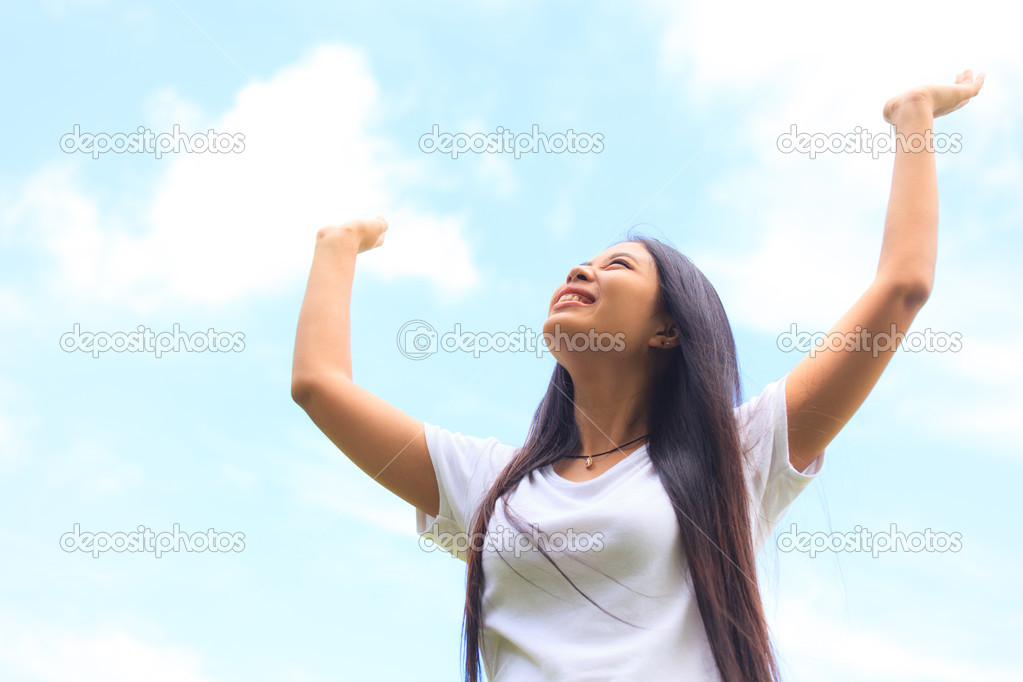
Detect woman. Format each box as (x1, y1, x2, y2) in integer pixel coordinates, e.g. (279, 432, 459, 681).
(291, 70, 985, 681)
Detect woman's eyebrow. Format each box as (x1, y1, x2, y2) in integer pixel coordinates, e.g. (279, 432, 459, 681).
(580, 252, 638, 267)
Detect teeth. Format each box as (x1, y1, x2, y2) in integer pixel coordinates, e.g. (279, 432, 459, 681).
(558, 293, 587, 303)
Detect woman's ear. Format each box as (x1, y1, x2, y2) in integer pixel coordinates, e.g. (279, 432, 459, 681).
(648, 321, 679, 349)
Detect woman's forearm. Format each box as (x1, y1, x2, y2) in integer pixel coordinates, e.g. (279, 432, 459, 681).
(875, 95, 938, 305)
(291, 228, 362, 394)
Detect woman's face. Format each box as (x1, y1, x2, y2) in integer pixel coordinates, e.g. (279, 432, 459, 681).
(543, 241, 671, 356)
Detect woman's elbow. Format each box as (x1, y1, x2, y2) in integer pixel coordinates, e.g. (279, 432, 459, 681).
(878, 275, 932, 310)
(291, 376, 317, 406)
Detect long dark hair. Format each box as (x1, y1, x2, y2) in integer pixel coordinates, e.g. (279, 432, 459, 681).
(460, 233, 780, 681)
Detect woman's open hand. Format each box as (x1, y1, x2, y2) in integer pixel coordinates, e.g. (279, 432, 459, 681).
(883, 69, 985, 124)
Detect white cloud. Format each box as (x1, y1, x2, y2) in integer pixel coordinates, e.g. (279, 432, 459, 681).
(693, 175, 880, 335)
(0, 614, 220, 682)
(651, 0, 1021, 102)
(762, 568, 1019, 681)
(2, 44, 480, 313)
(357, 204, 480, 299)
(772, 595, 1018, 681)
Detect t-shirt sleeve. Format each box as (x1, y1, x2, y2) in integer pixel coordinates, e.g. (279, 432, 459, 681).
(415, 422, 520, 562)
(735, 372, 826, 554)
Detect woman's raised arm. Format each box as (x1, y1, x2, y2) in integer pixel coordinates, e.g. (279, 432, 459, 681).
(785, 70, 985, 472)
(291, 218, 440, 517)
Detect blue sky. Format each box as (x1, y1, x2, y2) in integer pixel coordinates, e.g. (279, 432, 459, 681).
(1, 1, 1020, 680)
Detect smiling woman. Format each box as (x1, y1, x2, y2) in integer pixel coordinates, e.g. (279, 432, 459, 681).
(291, 69, 985, 682)
(435, 235, 823, 682)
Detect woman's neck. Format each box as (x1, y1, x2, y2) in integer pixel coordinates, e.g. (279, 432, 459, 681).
(567, 365, 653, 457)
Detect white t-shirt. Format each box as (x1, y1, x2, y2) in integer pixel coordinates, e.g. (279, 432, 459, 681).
(415, 372, 825, 681)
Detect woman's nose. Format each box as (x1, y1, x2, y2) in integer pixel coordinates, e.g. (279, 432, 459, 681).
(566, 265, 592, 282)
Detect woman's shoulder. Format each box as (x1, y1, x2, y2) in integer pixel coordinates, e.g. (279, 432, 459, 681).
(423, 421, 523, 474)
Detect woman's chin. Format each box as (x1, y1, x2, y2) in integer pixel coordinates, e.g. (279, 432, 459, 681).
(542, 319, 585, 340)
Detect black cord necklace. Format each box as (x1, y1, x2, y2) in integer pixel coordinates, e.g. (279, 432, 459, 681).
(565, 434, 649, 469)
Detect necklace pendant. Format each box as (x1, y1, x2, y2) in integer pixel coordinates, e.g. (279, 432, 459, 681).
(584, 455, 593, 468)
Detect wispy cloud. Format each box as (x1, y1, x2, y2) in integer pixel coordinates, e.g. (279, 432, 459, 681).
(0, 614, 220, 682)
